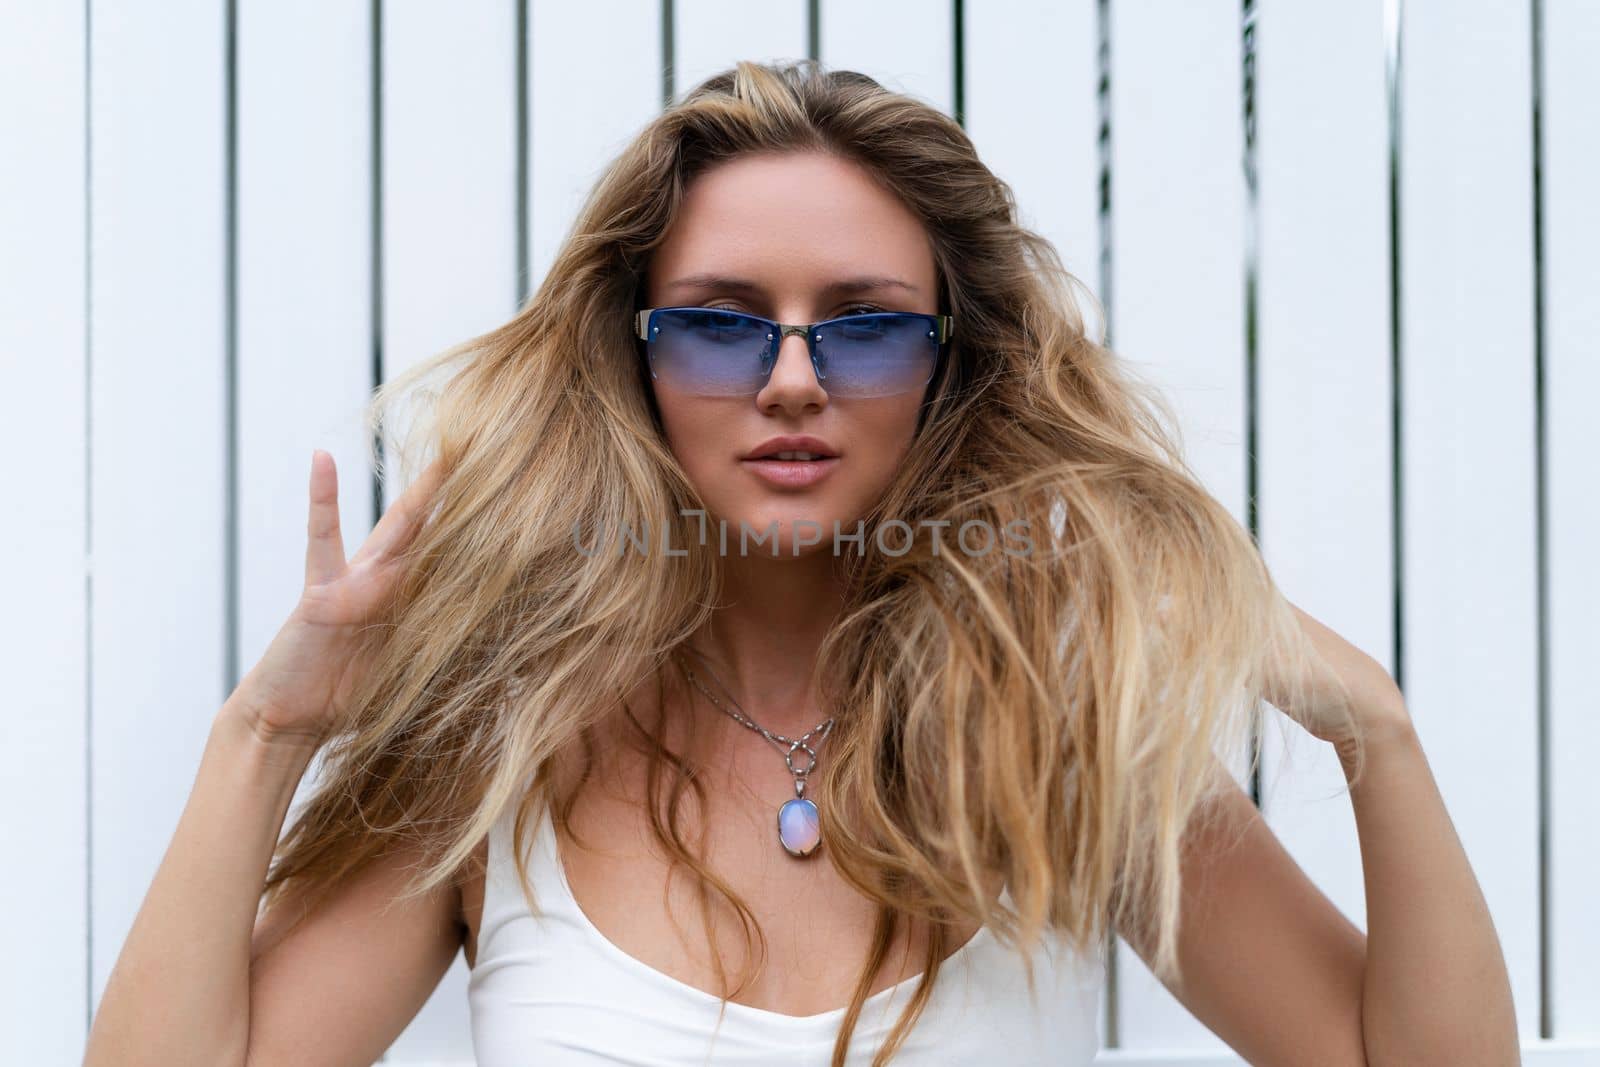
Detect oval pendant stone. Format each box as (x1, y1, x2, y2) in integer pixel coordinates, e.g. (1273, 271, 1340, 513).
(777, 797, 821, 857)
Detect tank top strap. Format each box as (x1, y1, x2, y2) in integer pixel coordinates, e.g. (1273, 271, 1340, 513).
(481, 776, 567, 925)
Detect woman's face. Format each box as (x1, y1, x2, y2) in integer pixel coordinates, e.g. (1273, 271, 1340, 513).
(643, 150, 941, 558)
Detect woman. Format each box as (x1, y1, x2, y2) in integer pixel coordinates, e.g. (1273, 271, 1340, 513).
(85, 60, 1517, 1066)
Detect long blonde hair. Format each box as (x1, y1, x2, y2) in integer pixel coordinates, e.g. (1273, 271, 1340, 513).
(259, 58, 1360, 1065)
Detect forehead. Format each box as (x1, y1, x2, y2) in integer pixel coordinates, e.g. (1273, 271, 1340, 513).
(647, 151, 937, 302)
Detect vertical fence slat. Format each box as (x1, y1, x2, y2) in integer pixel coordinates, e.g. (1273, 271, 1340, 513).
(236, 0, 374, 691)
(234, 15, 377, 1033)
(1400, 0, 1541, 1039)
(0, 3, 89, 1061)
(1109, 0, 1246, 1049)
(378, 1, 522, 1058)
(963, 0, 1108, 1044)
(528, 0, 661, 294)
(1253, 0, 1391, 989)
(673, 0, 808, 100)
(820, 0, 955, 118)
(86, 0, 230, 1018)
(1544, 0, 1600, 1042)
(964, 0, 1103, 335)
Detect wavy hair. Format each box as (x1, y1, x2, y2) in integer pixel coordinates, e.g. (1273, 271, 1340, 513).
(258, 58, 1361, 1065)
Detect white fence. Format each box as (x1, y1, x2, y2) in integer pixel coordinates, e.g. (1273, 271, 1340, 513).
(3, 0, 1597, 1063)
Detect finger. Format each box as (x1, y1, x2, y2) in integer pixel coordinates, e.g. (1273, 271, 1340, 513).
(362, 459, 445, 563)
(305, 449, 348, 586)
(351, 457, 446, 566)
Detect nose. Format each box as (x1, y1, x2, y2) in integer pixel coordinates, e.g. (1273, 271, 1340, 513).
(755, 330, 828, 413)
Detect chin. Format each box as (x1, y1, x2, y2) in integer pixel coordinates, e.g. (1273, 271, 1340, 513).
(705, 506, 852, 560)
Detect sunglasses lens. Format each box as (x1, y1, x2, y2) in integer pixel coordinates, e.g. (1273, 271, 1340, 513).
(646, 308, 772, 396)
(813, 314, 939, 398)
(643, 308, 941, 398)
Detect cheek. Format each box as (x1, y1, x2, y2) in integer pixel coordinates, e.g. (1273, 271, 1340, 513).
(652, 390, 738, 487)
(850, 397, 924, 471)
(830, 400, 925, 511)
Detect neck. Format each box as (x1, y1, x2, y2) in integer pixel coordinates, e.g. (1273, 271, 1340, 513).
(682, 546, 848, 741)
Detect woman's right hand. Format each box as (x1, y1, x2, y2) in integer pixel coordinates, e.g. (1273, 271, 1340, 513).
(228, 449, 445, 748)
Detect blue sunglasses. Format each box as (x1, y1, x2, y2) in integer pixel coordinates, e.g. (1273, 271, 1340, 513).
(634, 306, 955, 399)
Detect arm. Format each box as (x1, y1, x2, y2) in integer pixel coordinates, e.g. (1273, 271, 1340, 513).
(82, 695, 464, 1067)
(1336, 718, 1520, 1066)
(1122, 599, 1519, 1067)
(1286, 597, 1519, 1064)
(1120, 765, 1369, 1066)
(83, 697, 312, 1066)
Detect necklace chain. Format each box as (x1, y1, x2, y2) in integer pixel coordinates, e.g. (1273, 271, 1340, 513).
(675, 646, 836, 795)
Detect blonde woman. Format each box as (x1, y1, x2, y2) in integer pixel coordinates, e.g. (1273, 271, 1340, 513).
(85, 60, 1516, 1067)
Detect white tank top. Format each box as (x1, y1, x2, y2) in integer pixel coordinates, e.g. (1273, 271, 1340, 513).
(467, 796, 1106, 1065)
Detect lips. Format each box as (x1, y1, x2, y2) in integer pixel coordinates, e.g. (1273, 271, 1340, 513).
(743, 434, 839, 461)
(741, 455, 840, 489)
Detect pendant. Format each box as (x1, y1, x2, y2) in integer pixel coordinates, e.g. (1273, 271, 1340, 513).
(777, 796, 821, 857)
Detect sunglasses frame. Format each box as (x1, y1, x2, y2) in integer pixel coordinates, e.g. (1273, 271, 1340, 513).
(633, 305, 956, 396)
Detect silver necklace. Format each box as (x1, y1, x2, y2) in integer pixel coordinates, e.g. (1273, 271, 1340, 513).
(675, 646, 836, 859)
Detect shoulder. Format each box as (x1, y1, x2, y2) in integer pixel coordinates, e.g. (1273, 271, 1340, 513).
(455, 836, 491, 968)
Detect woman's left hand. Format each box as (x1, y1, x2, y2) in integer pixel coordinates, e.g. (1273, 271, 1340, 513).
(1259, 599, 1415, 756)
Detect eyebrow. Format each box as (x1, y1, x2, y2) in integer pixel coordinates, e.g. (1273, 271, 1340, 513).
(661, 273, 921, 298)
